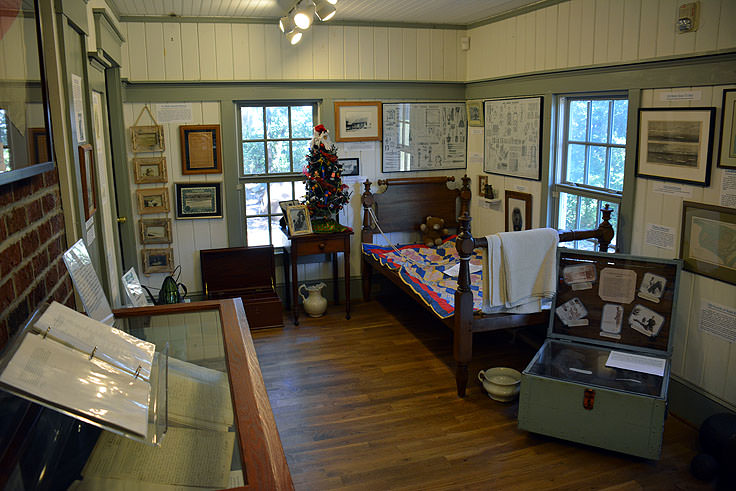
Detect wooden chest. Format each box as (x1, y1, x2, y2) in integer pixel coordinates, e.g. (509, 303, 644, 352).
(517, 249, 681, 460)
(200, 246, 284, 330)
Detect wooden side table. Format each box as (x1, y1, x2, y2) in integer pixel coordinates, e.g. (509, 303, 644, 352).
(282, 229, 353, 325)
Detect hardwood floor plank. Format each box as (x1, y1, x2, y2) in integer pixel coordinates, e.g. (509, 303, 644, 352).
(253, 296, 710, 490)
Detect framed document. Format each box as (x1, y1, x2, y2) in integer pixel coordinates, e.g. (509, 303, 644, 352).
(175, 182, 222, 219)
(718, 89, 736, 169)
(180, 125, 222, 174)
(484, 97, 542, 180)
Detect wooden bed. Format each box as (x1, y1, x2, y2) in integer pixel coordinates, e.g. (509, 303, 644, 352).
(360, 176, 614, 397)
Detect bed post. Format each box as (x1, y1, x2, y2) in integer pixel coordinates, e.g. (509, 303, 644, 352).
(598, 204, 615, 252)
(361, 180, 375, 301)
(459, 175, 471, 216)
(454, 211, 474, 397)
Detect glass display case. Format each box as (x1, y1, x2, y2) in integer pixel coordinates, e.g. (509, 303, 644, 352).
(0, 299, 293, 490)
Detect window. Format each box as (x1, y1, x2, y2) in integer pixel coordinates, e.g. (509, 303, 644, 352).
(239, 102, 317, 247)
(552, 95, 628, 251)
(0, 110, 9, 171)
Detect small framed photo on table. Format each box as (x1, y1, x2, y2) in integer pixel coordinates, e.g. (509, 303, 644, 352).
(505, 190, 532, 232)
(136, 187, 170, 215)
(334, 101, 382, 142)
(339, 158, 359, 176)
(140, 218, 172, 244)
(286, 204, 312, 236)
(175, 182, 222, 219)
(142, 248, 174, 274)
(134, 157, 167, 184)
(180, 124, 222, 174)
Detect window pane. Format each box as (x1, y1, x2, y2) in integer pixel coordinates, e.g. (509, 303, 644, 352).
(568, 100, 588, 141)
(245, 182, 268, 216)
(579, 196, 598, 230)
(590, 100, 609, 143)
(268, 141, 290, 173)
(291, 106, 314, 138)
(558, 192, 579, 230)
(294, 180, 306, 201)
(587, 146, 607, 188)
(291, 140, 310, 172)
(566, 144, 586, 183)
(246, 217, 270, 246)
(271, 216, 288, 248)
(609, 147, 625, 192)
(242, 142, 265, 174)
(612, 100, 628, 144)
(269, 181, 293, 214)
(241, 107, 263, 140)
(266, 107, 289, 139)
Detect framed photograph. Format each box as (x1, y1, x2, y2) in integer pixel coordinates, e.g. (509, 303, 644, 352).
(680, 201, 736, 285)
(131, 125, 165, 153)
(175, 182, 222, 219)
(466, 100, 484, 127)
(334, 101, 382, 142)
(718, 89, 736, 169)
(78, 144, 97, 220)
(505, 190, 532, 232)
(180, 124, 222, 174)
(484, 97, 542, 180)
(279, 199, 300, 215)
(339, 158, 359, 176)
(133, 157, 168, 184)
(28, 127, 49, 164)
(636, 107, 716, 186)
(286, 204, 313, 236)
(136, 187, 170, 215)
(139, 218, 172, 244)
(142, 248, 174, 274)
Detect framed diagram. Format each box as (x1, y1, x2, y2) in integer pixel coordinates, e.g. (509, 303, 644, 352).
(139, 218, 172, 244)
(133, 157, 167, 184)
(78, 144, 97, 220)
(680, 201, 736, 285)
(180, 125, 222, 174)
(174, 182, 222, 219)
(334, 101, 382, 142)
(718, 89, 736, 169)
(136, 187, 169, 215)
(142, 248, 174, 274)
(505, 190, 532, 231)
(382, 102, 467, 173)
(483, 97, 542, 180)
(636, 107, 715, 186)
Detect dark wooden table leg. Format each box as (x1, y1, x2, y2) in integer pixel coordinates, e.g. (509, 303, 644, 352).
(291, 245, 300, 326)
(344, 236, 350, 320)
(332, 252, 339, 304)
(282, 249, 291, 311)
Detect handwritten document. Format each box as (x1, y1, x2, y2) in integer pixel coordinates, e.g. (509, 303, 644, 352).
(167, 357, 233, 431)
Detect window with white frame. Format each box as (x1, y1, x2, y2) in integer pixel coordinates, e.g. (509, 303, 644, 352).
(551, 95, 628, 251)
(239, 102, 317, 247)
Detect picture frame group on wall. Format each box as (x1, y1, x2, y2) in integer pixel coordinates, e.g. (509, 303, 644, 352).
(142, 248, 174, 274)
(718, 89, 736, 169)
(133, 157, 168, 184)
(505, 190, 532, 232)
(180, 124, 223, 174)
(139, 218, 173, 244)
(466, 100, 484, 127)
(136, 187, 170, 215)
(334, 101, 382, 142)
(636, 107, 716, 186)
(338, 158, 359, 176)
(174, 182, 222, 219)
(680, 201, 736, 285)
(78, 144, 97, 220)
(286, 204, 312, 236)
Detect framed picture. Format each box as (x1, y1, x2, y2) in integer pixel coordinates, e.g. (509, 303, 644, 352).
(142, 248, 174, 274)
(680, 201, 736, 285)
(334, 101, 382, 142)
(718, 89, 736, 169)
(484, 97, 542, 180)
(180, 124, 222, 174)
(175, 182, 222, 219)
(136, 187, 169, 215)
(139, 218, 172, 244)
(636, 107, 716, 186)
(339, 158, 359, 176)
(131, 125, 165, 153)
(505, 190, 532, 232)
(286, 204, 312, 236)
(28, 127, 49, 164)
(133, 157, 168, 184)
(466, 100, 484, 127)
(279, 199, 300, 215)
(78, 144, 97, 220)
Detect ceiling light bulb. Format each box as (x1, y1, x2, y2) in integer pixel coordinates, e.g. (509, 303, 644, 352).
(326, 0, 337, 4)
(293, 1, 313, 30)
(287, 30, 303, 45)
(315, 0, 336, 21)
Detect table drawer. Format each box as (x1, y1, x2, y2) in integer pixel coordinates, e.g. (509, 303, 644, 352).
(296, 237, 346, 255)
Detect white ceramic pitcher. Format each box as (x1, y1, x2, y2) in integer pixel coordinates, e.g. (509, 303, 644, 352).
(299, 282, 327, 317)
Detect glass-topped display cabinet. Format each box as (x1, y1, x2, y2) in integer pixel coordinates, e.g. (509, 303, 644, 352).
(0, 299, 293, 490)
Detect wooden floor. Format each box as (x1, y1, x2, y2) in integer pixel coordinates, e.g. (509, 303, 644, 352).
(252, 295, 709, 491)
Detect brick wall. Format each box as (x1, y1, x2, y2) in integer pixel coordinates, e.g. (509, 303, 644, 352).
(0, 170, 74, 350)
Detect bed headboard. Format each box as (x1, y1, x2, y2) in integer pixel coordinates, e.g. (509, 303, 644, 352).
(361, 176, 471, 243)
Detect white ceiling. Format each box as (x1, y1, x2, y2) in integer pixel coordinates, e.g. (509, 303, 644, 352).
(110, 0, 546, 26)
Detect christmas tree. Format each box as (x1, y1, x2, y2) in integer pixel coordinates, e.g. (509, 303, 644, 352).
(302, 124, 351, 231)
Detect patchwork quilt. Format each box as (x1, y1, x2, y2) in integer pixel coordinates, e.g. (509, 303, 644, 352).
(362, 236, 484, 319)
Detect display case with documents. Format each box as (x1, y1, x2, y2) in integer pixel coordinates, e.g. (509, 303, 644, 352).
(517, 249, 681, 460)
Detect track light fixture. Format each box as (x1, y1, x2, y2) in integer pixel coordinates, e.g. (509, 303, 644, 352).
(314, 0, 336, 21)
(280, 0, 337, 45)
(286, 29, 303, 45)
(293, 0, 313, 30)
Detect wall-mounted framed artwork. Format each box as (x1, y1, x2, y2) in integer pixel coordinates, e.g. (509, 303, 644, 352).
(636, 107, 716, 186)
(133, 157, 168, 184)
(78, 144, 97, 220)
(28, 128, 49, 164)
(718, 89, 736, 169)
(334, 101, 382, 142)
(680, 201, 736, 285)
(139, 218, 172, 244)
(466, 100, 484, 127)
(131, 125, 165, 153)
(142, 248, 174, 274)
(339, 158, 359, 176)
(174, 182, 222, 219)
(484, 97, 542, 180)
(180, 124, 222, 174)
(136, 187, 169, 215)
(505, 190, 532, 232)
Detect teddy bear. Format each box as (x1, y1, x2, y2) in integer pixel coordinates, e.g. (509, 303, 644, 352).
(420, 216, 448, 247)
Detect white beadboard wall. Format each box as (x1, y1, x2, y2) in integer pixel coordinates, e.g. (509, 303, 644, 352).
(631, 84, 736, 409)
(119, 22, 467, 82)
(123, 102, 228, 296)
(466, 0, 736, 82)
